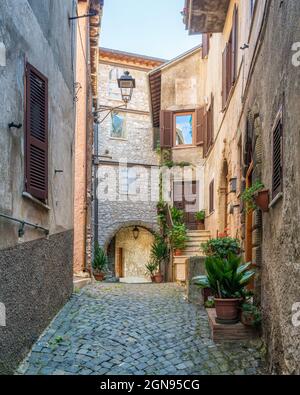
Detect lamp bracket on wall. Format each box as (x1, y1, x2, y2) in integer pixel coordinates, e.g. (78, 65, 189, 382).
(93, 104, 127, 124)
(69, 10, 99, 20)
(8, 122, 22, 129)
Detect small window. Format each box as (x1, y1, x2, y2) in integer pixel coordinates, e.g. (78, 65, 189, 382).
(272, 111, 283, 199)
(174, 113, 194, 146)
(119, 168, 138, 195)
(209, 179, 214, 214)
(111, 112, 126, 139)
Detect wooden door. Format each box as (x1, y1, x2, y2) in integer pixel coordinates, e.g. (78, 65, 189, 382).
(174, 181, 198, 230)
(116, 248, 124, 278)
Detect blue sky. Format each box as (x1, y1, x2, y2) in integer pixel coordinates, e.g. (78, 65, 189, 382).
(100, 0, 201, 60)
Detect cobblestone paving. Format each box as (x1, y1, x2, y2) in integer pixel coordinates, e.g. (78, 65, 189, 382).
(17, 283, 266, 375)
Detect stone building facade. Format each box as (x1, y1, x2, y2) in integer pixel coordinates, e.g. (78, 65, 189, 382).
(73, 0, 103, 275)
(0, 0, 77, 373)
(180, 0, 300, 374)
(96, 49, 165, 280)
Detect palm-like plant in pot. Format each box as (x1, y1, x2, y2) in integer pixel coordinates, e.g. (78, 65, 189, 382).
(147, 235, 169, 283)
(92, 243, 108, 282)
(193, 253, 255, 324)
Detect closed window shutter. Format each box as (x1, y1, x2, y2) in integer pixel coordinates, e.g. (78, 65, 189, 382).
(196, 106, 206, 146)
(272, 118, 283, 199)
(202, 33, 210, 59)
(232, 6, 239, 84)
(222, 47, 227, 109)
(160, 110, 173, 148)
(25, 63, 48, 201)
(207, 95, 214, 149)
(226, 39, 232, 98)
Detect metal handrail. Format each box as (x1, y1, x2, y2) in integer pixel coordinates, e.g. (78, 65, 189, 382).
(0, 213, 49, 237)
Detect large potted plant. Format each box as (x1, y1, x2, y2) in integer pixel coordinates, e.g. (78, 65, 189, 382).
(195, 210, 205, 230)
(241, 181, 269, 212)
(193, 253, 255, 324)
(148, 234, 169, 283)
(168, 224, 189, 256)
(92, 243, 108, 282)
(145, 261, 160, 283)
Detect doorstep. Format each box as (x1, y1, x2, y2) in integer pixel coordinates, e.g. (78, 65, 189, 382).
(206, 308, 259, 342)
(73, 275, 91, 291)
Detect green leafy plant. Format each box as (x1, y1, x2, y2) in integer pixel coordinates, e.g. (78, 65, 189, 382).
(162, 160, 191, 169)
(204, 300, 215, 308)
(92, 242, 108, 273)
(151, 234, 169, 266)
(168, 224, 189, 250)
(145, 261, 159, 277)
(201, 237, 241, 259)
(193, 253, 255, 299)
(241, 181, 265, 211)
(242, 303, 262, 327)
(195, 210, 205, 222)
(170, 207, 184, 225)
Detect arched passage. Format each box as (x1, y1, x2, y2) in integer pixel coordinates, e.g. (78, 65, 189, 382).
(104, 221, 158, 282)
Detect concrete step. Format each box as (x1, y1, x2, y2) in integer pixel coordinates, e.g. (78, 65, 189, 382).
(73, 277, 91, 291)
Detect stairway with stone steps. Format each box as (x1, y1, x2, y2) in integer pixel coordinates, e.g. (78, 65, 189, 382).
(173, 230, 211, 282)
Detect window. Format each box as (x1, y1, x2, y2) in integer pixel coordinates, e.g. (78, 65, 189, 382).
(111, 112, 126, 138)
(272, 110, 283, 199)
(174, 113, 194, 146)
(204, 95, 214, 156)
(222, 5, 239, 109)
(108, 68, 122, 100)
(119, 168, 138, 195)
(25, 63, 48, 201)
(209, 179, 214, 214)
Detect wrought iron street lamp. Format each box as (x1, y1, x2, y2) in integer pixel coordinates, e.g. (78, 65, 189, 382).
(117, 71, 136, 104)
(132, 226, 140, 240)
(93, 70, 136, 124)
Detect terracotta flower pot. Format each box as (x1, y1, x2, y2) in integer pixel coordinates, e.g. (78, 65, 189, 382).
(214, 298, 241, 324)
(94, 272, 105, 282)
(241, 311, 256, 327)
(254, 190, 269, 212)
(153, 273, 163, 283)
(174, 249, 183, 256)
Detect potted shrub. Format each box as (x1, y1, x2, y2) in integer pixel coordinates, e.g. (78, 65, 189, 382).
(145, 261, 160, 283)
(241, 303, 262, 328)
(170, 206, 184, 225)
(92, 243, 108, 282)
(201, 237, 241, 259)
(149, 234, 169, 283)
(168, 224, 189, 256)
(241, 181, 269, 212)
(195, 210, 205, 230)
(193, 253, 255, 324)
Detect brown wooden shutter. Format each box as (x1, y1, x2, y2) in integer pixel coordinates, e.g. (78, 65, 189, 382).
(209, 179, 214, 213)
(226, 38, 232, 97)
(222, 46, 227, 109)
(207, 95, 214, 150)
(232, 5, 239, 84)
(202, 33, 210, 59)
(160, 110, 173, 148)
(196, 106, 206, 146)
(25, 63, 48, 201)
(272, 117, 283, 199)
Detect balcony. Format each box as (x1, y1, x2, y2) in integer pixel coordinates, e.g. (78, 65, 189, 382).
(184, 0, 230, 34)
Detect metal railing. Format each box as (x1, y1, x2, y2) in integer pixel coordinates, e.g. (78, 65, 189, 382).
(0, 213, 49, 237)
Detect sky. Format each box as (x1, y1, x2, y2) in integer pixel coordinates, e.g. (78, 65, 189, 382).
(100, 0, 201, 61)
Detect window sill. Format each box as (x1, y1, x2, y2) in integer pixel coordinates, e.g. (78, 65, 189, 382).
(22, 192, 51, 211)
(109, 137, 127, 141)
(269, 192, 283, 209)
(172, 145, 198, 150)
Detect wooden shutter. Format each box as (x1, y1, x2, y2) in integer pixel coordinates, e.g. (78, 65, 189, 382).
(209, 179, 214, 214)
(226, 38, 232, 98)
(196, 106, 206, 146)
(222, 46, 227, 109)
(25, 63, 48, 201)
(207, 95, 214, 150)
(232, 5, 239, 84)
(202, 33, 210, 59)
(272, 117, 283, 199)
(160, 110, 173, 148)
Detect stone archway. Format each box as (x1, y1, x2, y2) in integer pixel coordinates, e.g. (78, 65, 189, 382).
(104, 221, 158, 282)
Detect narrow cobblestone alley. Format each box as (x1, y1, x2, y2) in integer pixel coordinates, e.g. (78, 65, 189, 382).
(17, 284, 265, 375)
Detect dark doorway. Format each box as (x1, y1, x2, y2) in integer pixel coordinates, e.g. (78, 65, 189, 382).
(173, 181, 199, 230)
